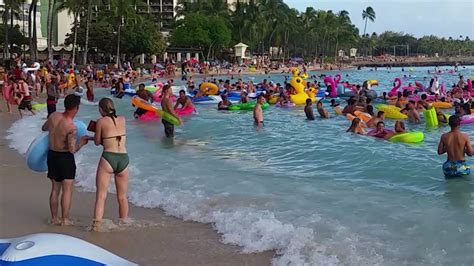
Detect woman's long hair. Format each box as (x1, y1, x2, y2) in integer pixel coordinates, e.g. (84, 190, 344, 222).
(99, 97, 117, 125)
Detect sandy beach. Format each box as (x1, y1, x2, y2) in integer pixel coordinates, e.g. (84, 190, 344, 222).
(0, 112, 273, 265)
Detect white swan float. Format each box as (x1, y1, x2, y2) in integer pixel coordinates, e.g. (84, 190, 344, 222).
(0, 233, 136, 265)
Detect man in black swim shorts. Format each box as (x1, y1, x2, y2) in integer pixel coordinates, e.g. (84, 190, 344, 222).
(41, 94, 89, 225)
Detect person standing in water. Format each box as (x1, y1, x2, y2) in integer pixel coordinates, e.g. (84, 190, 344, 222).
(253, 95, 265, 126)
(91, 98, 129, 231)
(161, 85, 182, 137)
(41, 94, 89, 225)
(438, 116, 473, 178)
(304, 98, 315, 120)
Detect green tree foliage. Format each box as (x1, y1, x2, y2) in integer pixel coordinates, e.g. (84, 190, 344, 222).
(170, 14, 231, 59)
(65, 12, 166, 61)
(0, 24, 28, 55)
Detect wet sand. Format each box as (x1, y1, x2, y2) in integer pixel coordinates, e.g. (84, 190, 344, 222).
(0, 112, 273, 265)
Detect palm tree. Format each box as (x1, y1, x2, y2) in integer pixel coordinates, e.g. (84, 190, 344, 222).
(361, 6, 375, 36)
(47, 0, 55, 63)
(108, 0, 140, 68)
(28, 0, 38, 61)
(57, 0, 84, 67)
(2, 0, 24, 61)
(83, 0, 93, 65)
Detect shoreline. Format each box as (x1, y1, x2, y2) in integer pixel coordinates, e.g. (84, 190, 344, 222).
(0, 113, 274, 265)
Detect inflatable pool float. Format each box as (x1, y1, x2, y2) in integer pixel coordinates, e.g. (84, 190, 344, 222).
(320, 97, 342, 104)
(131, 96, 179, 125)
(376, 104, 408, 119)
(200, 82, 219, 95)
(192, 95, 239, 104)
(389, 131, 424, 143)
(461, 114, 474, 125)
(367, 128, 394, 139)
(31, 103, 46, 110)
(175, 106, 195, 116)
(275, 102, 296, 108)
(346, 111, 372, 124)
(229, 102, 269, 111)
(26, 120, 87, 172)
(268, 95, 279, 104)
(423, 107, 439, 127)
(0, 233, 136, 265)
(431, 102, 452, 109)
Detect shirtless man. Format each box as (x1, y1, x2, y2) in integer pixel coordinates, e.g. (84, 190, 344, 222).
(41, 94, 89, 225)
(134, 83, 152, 118)
(304, 98, 315, 120)
(316, 101, 329, 119)
(366, 111, 384, 128)
(407, 101, 420, 123)
(174, 90, 194, 110)
(161, 85, 182, 137)
(253, 95, 265, 127)
(438, 116, 473, 178)
(218, 94, 232, 110)
(17, 78, 35, 118)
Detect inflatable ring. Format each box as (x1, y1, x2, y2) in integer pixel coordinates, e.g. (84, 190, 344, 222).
(300, 73, 308, 79)
(32, 103, 47, 110)
(131, 96, 158, 112)
(26, 120, 87, 172)
(200, 82, 218, 95)
(156, 109, 180, 125)
(389, 131, 424, 143)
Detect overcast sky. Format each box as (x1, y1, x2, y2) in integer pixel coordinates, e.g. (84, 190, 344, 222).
(284, 0, 474, 38)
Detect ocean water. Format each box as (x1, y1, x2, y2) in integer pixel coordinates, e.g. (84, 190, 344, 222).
(6, 66, 474, 265)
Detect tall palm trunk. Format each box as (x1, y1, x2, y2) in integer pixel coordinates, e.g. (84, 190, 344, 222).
(83, 0, 92, 65)
(47, 0, 55, 63)
(3, 8, 10, 61)
(116, 23, 121, 69)
(29, 0, 39, 60)
(32, 2, 38, 60)
(71, 12, 78, 66)
(363, 18, 368, 36)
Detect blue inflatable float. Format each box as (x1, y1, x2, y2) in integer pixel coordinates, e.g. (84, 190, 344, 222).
(0, 233, 136, 265)
(26, 120, 88, 172)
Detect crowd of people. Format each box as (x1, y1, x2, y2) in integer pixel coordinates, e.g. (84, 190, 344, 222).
(1, 59, 472, 231)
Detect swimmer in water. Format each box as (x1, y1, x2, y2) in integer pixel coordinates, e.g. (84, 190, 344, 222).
(304, 98, 315, 120)
(366, 111, 384, 128)
(346, 117, 365, 134)
(438, 116, 473, 178)
(316, 101, 329, 119)
(174, 89, 194, 110)
(384, 120, 406, 139)
(253, 95, 265, 127)
(407, 101, 420, 123)
(218, 94, 232, 110)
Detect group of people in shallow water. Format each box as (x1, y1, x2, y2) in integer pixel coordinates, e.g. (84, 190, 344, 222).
(2, 60, 473, 231)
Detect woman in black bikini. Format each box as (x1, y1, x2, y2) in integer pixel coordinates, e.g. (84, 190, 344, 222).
(91, 98, 129, 231)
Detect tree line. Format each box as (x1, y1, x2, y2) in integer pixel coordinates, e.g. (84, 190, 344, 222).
(1, 0, 473, 65)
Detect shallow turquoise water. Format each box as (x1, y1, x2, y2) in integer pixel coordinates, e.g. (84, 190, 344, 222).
(8, 66, 474, 265)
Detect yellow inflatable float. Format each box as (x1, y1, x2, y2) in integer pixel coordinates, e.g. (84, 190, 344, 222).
(306, 87, 318, 102)
(288, 68, 312, 105)
(200, 82, 219, 95)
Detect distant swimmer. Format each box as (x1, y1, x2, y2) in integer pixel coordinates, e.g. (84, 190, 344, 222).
(346, 117, 365, 135)
(253, 95, 265, 127)
(161, 85, 182, 137)
(218, 94, 232, 110)
(366, 111, 384, 128)
(304, 98, 315, 120)
(438, 116, 473, 178)
(316, 100, 329, 119)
